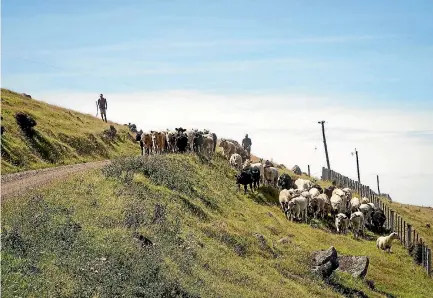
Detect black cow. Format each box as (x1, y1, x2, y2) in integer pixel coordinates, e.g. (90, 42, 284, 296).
(250, 166, 261, 189)
(193, 132, 204, 153)
(175, 128, 188, 153)
(371, 208, 386, 233)
(135, 131, 144, 155)
(277, 173, 293, 190)
(235, 170, 253, 194)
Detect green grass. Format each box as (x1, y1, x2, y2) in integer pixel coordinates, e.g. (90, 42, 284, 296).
(2, 154, 432, 297)
(1, 88, 139, 174)
(382, 201, 433, 248)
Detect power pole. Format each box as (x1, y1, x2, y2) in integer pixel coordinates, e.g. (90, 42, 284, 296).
(355, 148, 360, 183)
(318, 121, 331, 170)
(377, 175, 381, 195)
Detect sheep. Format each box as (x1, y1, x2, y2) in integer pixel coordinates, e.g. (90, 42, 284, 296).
(279, 189, 291, 212)
(358, 203, 373, 227)
(229, 153, 243, 170)
(349, 197, 361, 213)
(361, 197, 369, 204)
(350, 211, 365, 239)
(342, 188, 353, 210)
(309, 188, 320, 199)
(309, 193, 328, 219)
(264, 166, 279, 187)
(294, 178, 313, 191)
(330, 194, 344, 217)
(335, 213, 349, 234)
(332, 188, 348, 213)
(319, 193, 331, 218)
(376, 232, 399, 253)
(287, 195, 308, 222)
(324, 185, 336, 199)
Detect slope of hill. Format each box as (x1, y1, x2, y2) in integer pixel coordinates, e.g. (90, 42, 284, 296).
(383, 202, 433, 248)
(1, 89, 138, 174)
(2, 154, 432, 298)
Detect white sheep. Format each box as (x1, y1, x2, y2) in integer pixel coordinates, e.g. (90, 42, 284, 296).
(335, 213, 349, 234)
(367, 202, 376, 210)
(309, 187, 320, 199)
(376, 232, 400, 253)
(279, 189, 291, 212)
(264, 166, 279, 187)
(309, 193, 328, 219)
(294, 178, 313, 191)
(287, 195, 308, 222)
(358, 203, 373, 227)
(349, 197, 361, 213)
(330, 194, 343, 216)
(229, 153, 243, 170)
(350, 211, 365, 239)
(332, 188, 348, 213)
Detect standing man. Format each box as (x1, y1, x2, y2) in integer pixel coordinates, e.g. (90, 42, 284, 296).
(242, 133, 252, 158)
(97, 94, 108, 123)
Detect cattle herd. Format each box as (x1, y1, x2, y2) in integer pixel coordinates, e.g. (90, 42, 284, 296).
(135, 128, 218, 155)
(135, 128, 397, 252)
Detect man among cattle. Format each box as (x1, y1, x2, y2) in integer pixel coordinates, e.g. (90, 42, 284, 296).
(242, 134, 252, 157)
(97, 94, 108, 123)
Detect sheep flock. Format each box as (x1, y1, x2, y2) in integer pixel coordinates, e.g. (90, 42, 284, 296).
(135, 129, 397, 254)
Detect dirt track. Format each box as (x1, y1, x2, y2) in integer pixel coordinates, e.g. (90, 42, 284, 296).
(1, 160, 110, 201)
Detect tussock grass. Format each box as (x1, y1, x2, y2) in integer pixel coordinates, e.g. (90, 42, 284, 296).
(1, 89, 138, 174)
(2, 154, 432, 297)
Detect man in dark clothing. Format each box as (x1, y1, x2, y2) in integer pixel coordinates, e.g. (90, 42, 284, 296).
(97, 94, 108, 123)
(242, 134, 252, 157)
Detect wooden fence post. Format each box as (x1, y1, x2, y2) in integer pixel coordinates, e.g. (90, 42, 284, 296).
(390, 210, 395, 232)
(403, 221, 406, 247)
(407, 224, 412, 248)
(427, 247, 432, 277)
(400, 217, 404, 244)
(421, 240, 425, 268)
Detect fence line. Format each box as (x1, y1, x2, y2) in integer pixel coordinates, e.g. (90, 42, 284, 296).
(321, 167, 432, 277)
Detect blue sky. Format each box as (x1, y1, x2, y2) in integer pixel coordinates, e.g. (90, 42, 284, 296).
(2, 0, 433, 205)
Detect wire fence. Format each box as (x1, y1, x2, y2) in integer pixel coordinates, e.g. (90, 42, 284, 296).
(321, 167, 432, 277)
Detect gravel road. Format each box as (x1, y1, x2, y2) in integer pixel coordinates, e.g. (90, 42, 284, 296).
(1, 160, 110, 200)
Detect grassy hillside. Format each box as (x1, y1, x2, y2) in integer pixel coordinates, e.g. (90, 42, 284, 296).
(1, 89, 138, 174)
(383, 202, 433, 248)
(2, 154, 432, 298)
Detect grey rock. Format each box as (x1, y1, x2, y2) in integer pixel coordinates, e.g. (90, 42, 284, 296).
(292, 165, 302, 175)
(338, 256, 369, 279)
(311, 246, 339, 278)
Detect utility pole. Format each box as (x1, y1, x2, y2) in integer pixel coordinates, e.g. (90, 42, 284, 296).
(318, 121, 331, 170)
(355, 148, 360, 183)
(377, 175, 381, 195)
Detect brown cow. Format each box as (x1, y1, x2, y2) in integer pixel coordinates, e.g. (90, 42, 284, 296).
(219, 139, 236, 159)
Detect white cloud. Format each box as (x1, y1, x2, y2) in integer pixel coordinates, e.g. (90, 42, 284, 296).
(33, 89, 433, 207)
